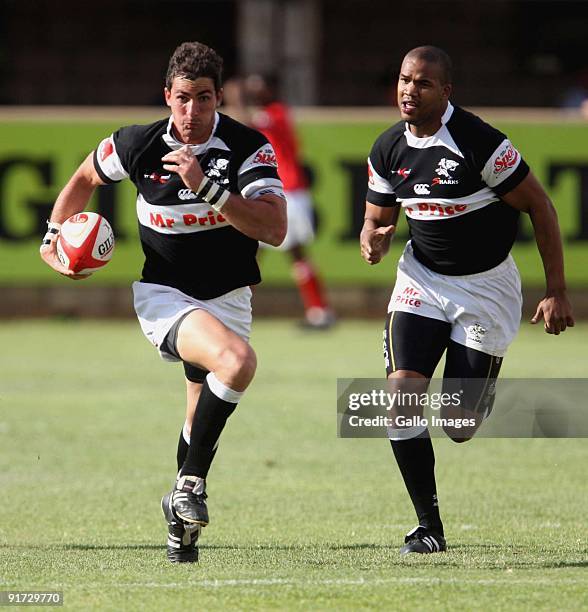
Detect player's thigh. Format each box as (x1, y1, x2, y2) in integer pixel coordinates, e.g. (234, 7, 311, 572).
(440, 340, 504, 441)
(176, 309, 256, 377)
(384, 312, 450, 422)
(384, 311, 451, 378)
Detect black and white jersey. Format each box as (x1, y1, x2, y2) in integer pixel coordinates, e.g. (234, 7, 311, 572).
(366, 103, 530, 275)
(93, 112, 284, 299)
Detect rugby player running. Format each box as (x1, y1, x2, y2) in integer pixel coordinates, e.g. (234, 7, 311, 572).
(360, 45, 574, 554)
(41, 42, 287, 563)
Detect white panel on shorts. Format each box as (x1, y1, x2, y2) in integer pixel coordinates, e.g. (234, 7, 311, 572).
(387, 242, 522, 357)
(132, 282, 252, 362)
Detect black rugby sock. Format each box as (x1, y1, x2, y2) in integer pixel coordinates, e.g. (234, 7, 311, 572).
(390, 435, 444, 536)
(176, 427, 189, 472)
(176, 425, 218, 473)
(180, 375, 240, 479)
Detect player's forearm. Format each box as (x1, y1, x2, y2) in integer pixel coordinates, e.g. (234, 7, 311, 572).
(50, 155, 103, 223)
(50, 179, 96, 223)
(529, 199, 567, 294)
(360, 215, 390, 234)
(361, 217, 380, 234)
(220, 194, 287, 246)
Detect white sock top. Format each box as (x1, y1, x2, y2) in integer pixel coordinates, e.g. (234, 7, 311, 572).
(387, 423, 428, 441)
(206, 372, 244, 404)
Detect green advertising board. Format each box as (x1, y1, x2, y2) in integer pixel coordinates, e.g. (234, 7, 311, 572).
(1, 110, 587, 287)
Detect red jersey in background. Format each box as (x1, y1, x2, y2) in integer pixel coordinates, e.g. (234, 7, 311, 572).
(251, 102, 308, 191)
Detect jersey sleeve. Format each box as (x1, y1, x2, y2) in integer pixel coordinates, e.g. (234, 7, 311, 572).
(480, 138, 530, 196)
(93, 127, 133, 183)
(237, 141, 285, 200)
(366, 137, 398, 207)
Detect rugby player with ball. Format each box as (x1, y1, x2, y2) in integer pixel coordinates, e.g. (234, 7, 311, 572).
(40, 41, 287, 563)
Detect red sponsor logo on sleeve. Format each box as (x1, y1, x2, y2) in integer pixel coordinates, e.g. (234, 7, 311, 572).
(368, 164, 374, 186)
(253, 149, 277, 166)
(493, 144, 519, 175)
(100, 139, 114, 161)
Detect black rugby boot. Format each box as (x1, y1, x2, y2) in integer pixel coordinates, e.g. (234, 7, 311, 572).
(161, 492, 200, 563)
(171, 475, 209, 526)
(400, 525, 447, 555)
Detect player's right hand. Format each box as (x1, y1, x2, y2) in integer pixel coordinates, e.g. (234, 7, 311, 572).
(360, 225, 395, 265)
(39, 235, 90, 280)
(530, 290, 575, 335)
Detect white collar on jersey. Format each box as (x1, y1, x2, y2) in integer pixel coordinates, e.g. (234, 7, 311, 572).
(162, 112, 230, 153)
(403, 101, 463, 158)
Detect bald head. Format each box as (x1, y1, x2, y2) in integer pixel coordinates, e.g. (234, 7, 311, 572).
(404, 46, 453, 85)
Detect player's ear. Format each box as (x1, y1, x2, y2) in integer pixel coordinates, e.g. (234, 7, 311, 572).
(215, 88, 224, 108)
(164, 87, 172, 107)
(442, 83, 452, 100)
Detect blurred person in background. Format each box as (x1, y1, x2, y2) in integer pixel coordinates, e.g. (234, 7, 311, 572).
(225, 74, 335, 330)
(361, 45, 574, 555)
(40, 41, 286, 564)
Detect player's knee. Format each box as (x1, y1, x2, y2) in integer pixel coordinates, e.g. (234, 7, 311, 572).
(389, 369, 427, 380)
(217, 342, 257, 383)
(442, 418, 480, 443)
(445, 431, 473, 443)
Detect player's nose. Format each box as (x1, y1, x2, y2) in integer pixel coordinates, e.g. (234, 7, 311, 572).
(404, 81, 417, 96)
(186, 99, 199, 117)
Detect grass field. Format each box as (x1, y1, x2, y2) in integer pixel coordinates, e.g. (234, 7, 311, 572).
(0, 320, 587, 610)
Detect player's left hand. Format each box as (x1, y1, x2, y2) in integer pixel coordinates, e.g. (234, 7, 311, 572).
(531, 290, 575, 334)
(162, 145, 204, 192)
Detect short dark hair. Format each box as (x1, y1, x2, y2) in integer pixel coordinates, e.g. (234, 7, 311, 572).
(405, 45, 453, 84)
(165, 42, 223, 91)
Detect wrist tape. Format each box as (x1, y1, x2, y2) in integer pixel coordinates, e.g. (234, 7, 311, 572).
(197, 176, 230, 212)
(41, 221, 61, 248)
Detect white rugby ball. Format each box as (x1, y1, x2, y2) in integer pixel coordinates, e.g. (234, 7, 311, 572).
(56, 212, 115, 274)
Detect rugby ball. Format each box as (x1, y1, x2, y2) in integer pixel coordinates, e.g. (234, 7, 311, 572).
(56, 212, 114, 274)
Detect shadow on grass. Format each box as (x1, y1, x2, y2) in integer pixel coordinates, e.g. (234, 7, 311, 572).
(448, 544, 588, 568)
(539, 561, 588, 568)
(0, 542, 392, 552)
(2, 543, 586, 569)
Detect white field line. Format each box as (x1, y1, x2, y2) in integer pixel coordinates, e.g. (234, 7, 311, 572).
(45, 577, 587, 589)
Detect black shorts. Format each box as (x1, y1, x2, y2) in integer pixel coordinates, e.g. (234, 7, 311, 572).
(383, 311, 503, 414)
(161, 311, 209, 384)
